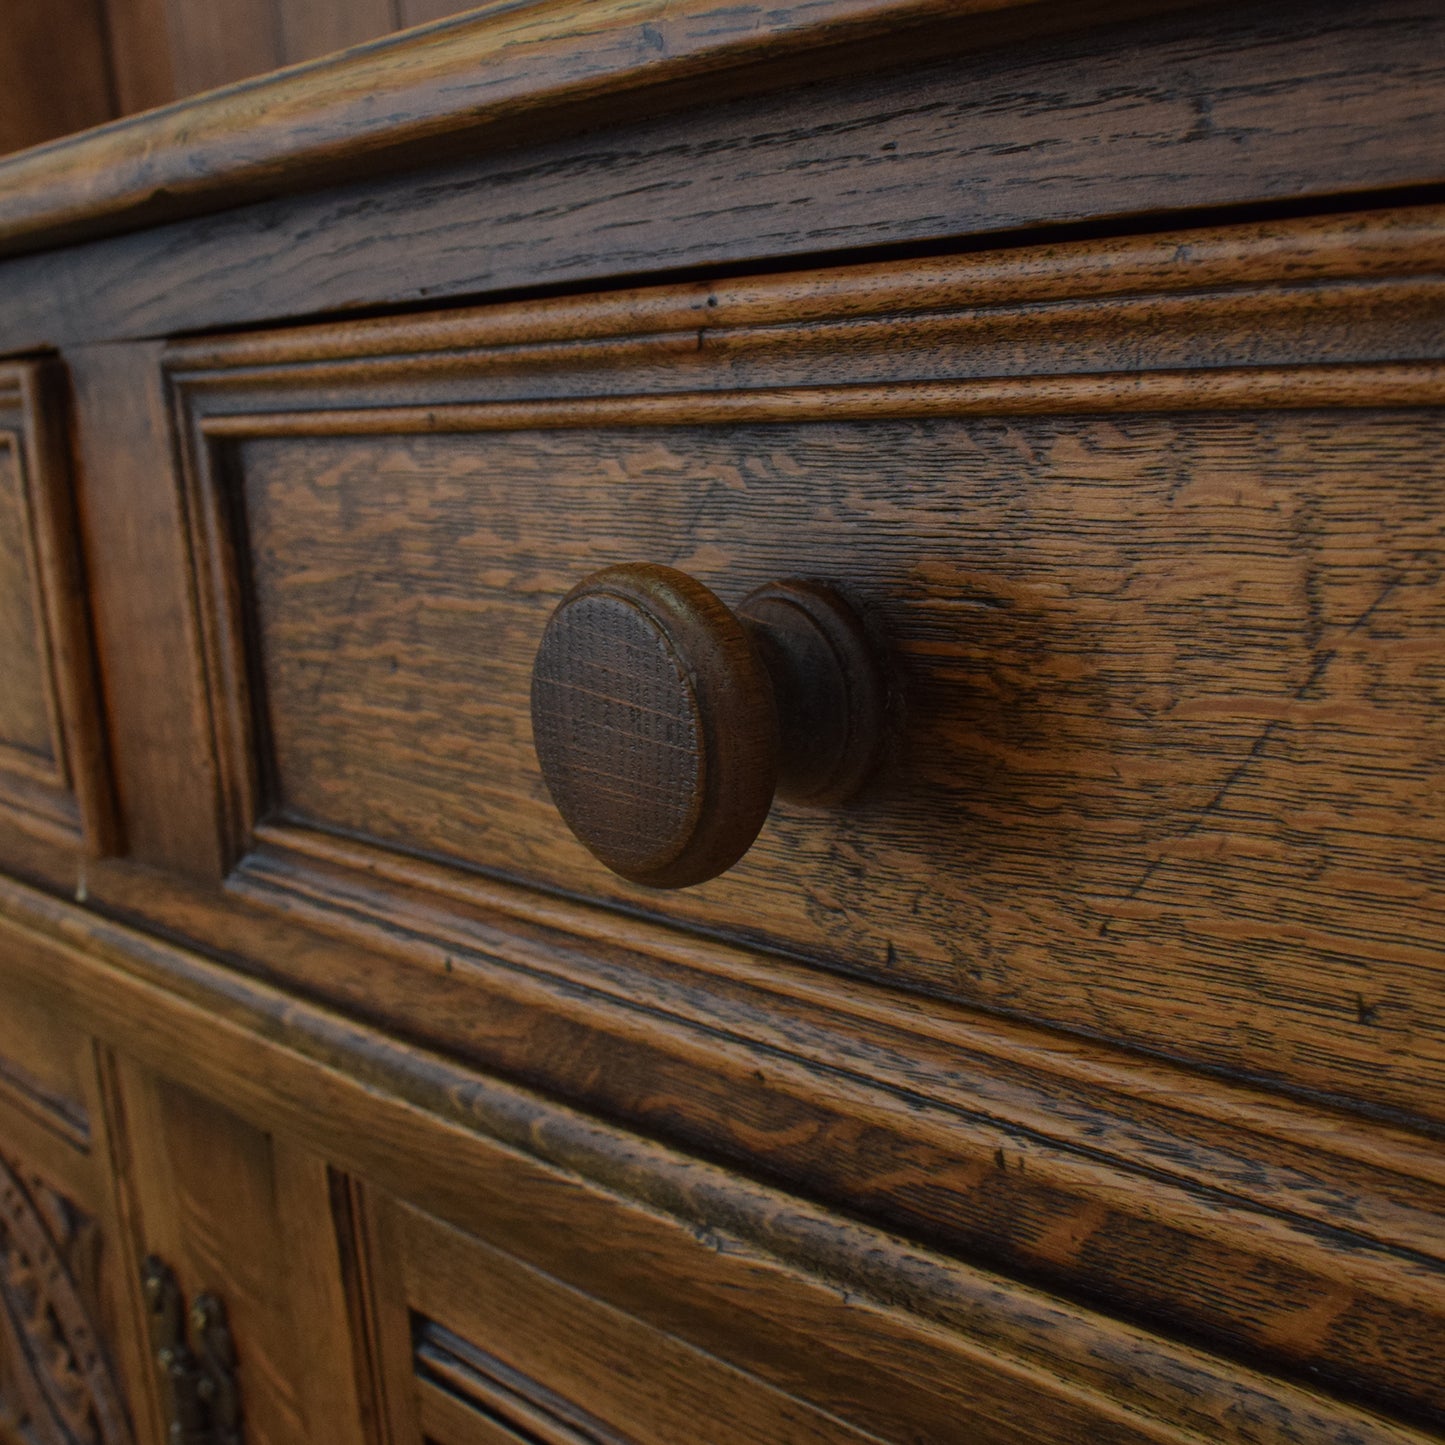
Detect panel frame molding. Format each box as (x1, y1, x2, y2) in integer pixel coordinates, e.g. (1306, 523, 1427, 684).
(0, 362, 113, 857)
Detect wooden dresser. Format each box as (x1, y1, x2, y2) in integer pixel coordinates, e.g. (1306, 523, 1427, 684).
(1, 2, 1443, 1441)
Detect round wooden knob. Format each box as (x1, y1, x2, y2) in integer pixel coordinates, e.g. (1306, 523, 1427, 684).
(531, 564, 887, 889)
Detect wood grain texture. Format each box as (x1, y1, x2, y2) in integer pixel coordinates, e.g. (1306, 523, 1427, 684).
(101, 0, 177, 115)
(108, 1061, 369, 1445)
(0, 436, 53, 763)
(532, 564, 778, 888)
(167, 205, 1445, 1132)
(394, 1198, 891, 1445)
(277, 0, 400, 67)
(4, 0, 1445, 351)
(0, 875, 1431, 1445)
(0, 364, 113, 856)
(162, 0, 283, 96)
(67, 345, 220, 876)
(396, 0, 464, 26)
(2, 7, 1443, 1438)
(231, 410, 1445, 1097)
(0, 991, 90, 1153)
(5, 838, 1445, 1430)
(0, 0, 115, 157)
(0, 0, 1175, 257)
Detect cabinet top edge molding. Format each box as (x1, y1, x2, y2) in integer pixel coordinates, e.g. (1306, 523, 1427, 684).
(161, 200, 1445, 373)
(0, 0, 1197, 262)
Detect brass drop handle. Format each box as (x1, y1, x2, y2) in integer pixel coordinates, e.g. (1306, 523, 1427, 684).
(530, 563, 887, 889)
(142, 1257, 242, 1445)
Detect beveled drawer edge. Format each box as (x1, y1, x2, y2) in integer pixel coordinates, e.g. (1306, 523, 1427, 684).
(0, 870, 1429, 1445)
(164, 200, 1445, 376)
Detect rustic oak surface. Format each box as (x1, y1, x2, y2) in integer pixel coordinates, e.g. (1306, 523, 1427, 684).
(0, 0, 1172, 257)
(0, 878, 1433, 1445)
(0, 364, 112, 856)
(226, 414, 1445, 1109)
(2, 4, 1444, 1438)
(167, 208, 1445, 1136)
(0, 437, 51, 762)
(112, 1060, 369, 1445)
(3, 0, 1445, 351)
(68, 345, 221, 876)
(382, 1195, 891, 1444)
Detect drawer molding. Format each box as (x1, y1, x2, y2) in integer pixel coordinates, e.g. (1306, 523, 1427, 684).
(0, 870, 1433, 1445)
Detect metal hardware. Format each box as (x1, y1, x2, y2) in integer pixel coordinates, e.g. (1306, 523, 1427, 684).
(142, 1257, 243, 1445)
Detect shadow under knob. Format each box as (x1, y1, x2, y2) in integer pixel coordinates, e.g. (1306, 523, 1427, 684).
(530, 563, 886, 889)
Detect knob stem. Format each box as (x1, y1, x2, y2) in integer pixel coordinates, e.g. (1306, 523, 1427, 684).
(738, 580, 888, 808)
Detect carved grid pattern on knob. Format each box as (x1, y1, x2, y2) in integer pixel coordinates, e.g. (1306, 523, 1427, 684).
(531, 590, 705, 880)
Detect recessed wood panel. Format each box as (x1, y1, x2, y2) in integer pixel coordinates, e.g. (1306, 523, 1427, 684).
(0, 989, 90, 1151)
(110, 1060, 370, 1445)
(228, 411, 1445, 1106)
(0, 436, 53, 763)
(0, 363, 112, 854)
(371, 1197, 886, 1445)
(4, 866, 1439, 1440)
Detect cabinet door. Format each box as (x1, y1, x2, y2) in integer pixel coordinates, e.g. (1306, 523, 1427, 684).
(108, 1058, 371, 1445)
(0, 990, 139, 1444)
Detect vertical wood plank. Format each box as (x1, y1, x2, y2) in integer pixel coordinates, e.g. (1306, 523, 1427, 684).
(0, 0, 114, 154)
(68, 343, 225, 878)
(354, 1189, 426, 1445)
(161, 0, 283, 96)
(107, 1060, 310, 1445)
(102, 0, 178, 114)
(272, 1146, 376, 1445)
(395, 0, 464, 28)
(90, 1046, 169, 1445)
(278, 0, 399, 64)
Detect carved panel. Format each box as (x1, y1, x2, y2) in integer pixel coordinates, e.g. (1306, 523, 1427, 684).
(0, 1152, 131, 1445)
(0, 364, 112, 856)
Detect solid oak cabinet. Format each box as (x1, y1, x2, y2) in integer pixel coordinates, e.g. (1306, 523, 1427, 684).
(1, 2, 1443, 1442)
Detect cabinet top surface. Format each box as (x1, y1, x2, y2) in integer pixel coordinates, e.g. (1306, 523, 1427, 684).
(0, 0, 1173, 262)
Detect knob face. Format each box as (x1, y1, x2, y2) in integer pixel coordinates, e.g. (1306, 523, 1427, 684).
(531, 565, 778, 888)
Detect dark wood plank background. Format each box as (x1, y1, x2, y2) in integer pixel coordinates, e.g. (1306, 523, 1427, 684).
(0, 0, 472, 156)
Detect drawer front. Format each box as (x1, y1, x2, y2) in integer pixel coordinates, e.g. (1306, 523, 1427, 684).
(0, 363, 110, 855)
(169, 206, 1445, 1125)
